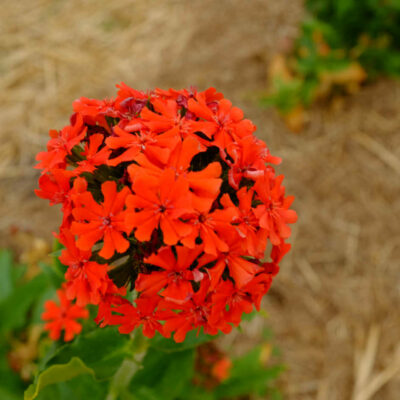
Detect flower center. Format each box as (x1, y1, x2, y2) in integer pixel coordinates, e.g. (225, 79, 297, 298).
(102, 216, 111, 226)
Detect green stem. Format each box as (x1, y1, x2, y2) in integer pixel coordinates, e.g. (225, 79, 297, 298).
(106, 359, 139, 400)
(106, 331, 149, 400)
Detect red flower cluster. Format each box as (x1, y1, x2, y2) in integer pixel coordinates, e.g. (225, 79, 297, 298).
(36, 83, 297, 342)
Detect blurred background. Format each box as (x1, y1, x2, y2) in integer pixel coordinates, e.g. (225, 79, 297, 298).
(1, 1, 400, 399)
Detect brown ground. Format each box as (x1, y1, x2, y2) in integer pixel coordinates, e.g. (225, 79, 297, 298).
(1, 1, 399, 399)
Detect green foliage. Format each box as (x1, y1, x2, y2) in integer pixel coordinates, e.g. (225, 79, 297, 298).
(34, 374, 108, 400)
(265, 0, 400, 121)
(128, 348, 195, 400)
(306, 0, 400, 76)
(40, 328, 131, 380)
(25, 357, 99, 400)
(27, 329, 282, 400)
(0, 250, 14, 301)
(0, 250, 56, 399)
(0, 348, 24, 400)
(262, 78, 308, 113)
(1, 247, 283, 400)
(0, 272, 49, 336)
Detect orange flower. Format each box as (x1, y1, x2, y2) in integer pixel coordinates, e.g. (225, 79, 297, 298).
(199, 232, 262, 289)
(141, 98, 193, 138)
(220, 188, 268, 258)
(254, 173, 298, 245)
(106, 122, 179, 166)
(212, 357, 232, 382)
(125, 169, 193, 245)
(225, 136, 269, 189)
(74, 134, 111, 174)
(59, 229, 110, 306)
(188, 94, 253, 148)
(71, 181, 131, 259)
(136, 246, 202, 303)
(35, 114, 86, 173)
(42, 289, 89, 341)
(127, 136, 222, 212)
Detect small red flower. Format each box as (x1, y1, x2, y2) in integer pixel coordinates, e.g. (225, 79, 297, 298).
(71, 181, 131, 259)
(253, 173, 298, 245)
(106, 122, 179, 166)
(211, 280, 253, 326)
(36, 172, 87, 229)
(35, 114, 87, 173)
(59, 229, 110, 306)
(162, 278, 232, 343)
(181, 205, 237, 256)
(225, 136, 269, 189)
(188, 95, 253, 148)
(42, 289, 89, 341)
(94, 281, 128, 328)
(111, 297, 172, 338)
(128, 136, 222, 213)
(141, 98, 194, 139)
(125, 169, 193, 245)
(198, 231, 263, 290)
(74, 134, 111, 174)
(35, 169, 74, 205)
(114, 82, 149, 117)
(136, 246, 202, 303)
(220, 188, 268, 258)
(212, 357, 232, 382)
(73, 97, 118, 128)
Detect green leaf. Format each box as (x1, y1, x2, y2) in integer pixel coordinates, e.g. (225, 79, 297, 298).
(263, 78, 304, 112)
(0, 387, 23, 400)
(24, 357, 97, 400)
(126, 386, 161, 400)
(33, 374, 107, 400)
(0, 250, 14, 301)
(28, 328, 129, 399)
(129, 347, 195, 400)
(176, 384, 216, 400)
(150, 329, 217, 353)
(0, 349, 24, 400)
(0, 273, 49, 335)
(42, 327, 131, 380)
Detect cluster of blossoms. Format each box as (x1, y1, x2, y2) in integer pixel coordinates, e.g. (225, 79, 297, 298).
(36, 83, 297, 342)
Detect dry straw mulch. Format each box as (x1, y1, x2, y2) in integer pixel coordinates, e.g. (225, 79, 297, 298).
(1, 1, 399, 399)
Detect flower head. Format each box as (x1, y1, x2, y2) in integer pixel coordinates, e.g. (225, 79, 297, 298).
(36, 83, 297, 342)
(42, 289, 89, 341)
